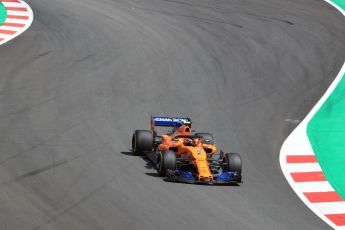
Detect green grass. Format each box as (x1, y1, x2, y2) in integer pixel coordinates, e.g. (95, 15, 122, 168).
(0, 2, 7, 25)
(307, 0, 345, 201)
(307, 73, 345, 200)
(332, 0, 345, 9)
(307, 0, 345, 200)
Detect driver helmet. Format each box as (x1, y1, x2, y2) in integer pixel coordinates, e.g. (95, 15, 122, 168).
(178, 125, 191, 135)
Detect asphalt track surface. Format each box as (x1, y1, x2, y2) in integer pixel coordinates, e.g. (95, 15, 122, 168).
(0, 0, 345, 229)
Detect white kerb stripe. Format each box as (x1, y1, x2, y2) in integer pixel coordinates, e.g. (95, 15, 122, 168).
(3, 2, 28, 7)
(0, 34, 12, 39)
(312, 202, 345, 215)
(4, 10, 29, 16)
(5, 18, 29, 24)
(285, 163, 321, 172)
(0, 25, 20, 30)
(295, 181, 335, 193)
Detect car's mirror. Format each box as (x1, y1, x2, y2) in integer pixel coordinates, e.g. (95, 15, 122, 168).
(219, 150, 224, 159)
(153, 136, 163, 146)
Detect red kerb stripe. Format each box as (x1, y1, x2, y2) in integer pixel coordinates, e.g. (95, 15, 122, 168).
(286, 155, 317, 163)
(3, 22, 25, 27)
(304, 191, 343, 203)
(6, 7, 27, 12)
(0, 29, 16, 35)
(325, 213, 345, 226)
(1, 0, 20, 2)
(290, 171, 326, 182)
(7, 15, 29, 20)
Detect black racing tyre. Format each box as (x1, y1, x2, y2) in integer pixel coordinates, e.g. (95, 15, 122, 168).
(195, 133, 214, 144)
(223, 153, 242, 175)
(157, 150, 176, 177)
(132, 130, 153, 155)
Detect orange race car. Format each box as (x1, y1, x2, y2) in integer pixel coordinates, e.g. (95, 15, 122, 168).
(132, 116, 242, 184)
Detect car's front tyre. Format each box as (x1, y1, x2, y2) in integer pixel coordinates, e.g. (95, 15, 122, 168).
(157, 150, 176, 177)
(223, 152, 242, 182)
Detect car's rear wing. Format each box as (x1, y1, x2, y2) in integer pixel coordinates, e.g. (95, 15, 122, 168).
(150, 116, 191, 131)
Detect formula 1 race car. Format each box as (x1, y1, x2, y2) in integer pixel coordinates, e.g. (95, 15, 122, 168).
(132, 116, 242, 184)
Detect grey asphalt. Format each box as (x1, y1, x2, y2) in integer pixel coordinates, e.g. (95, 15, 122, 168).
(0, 0, 344, 229)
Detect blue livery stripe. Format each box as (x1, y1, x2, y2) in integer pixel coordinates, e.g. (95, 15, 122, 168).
(153, 117, 191, 127)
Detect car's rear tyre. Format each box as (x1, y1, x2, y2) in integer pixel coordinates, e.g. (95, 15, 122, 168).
(195, 132, 214, 144)
(132, 130, 153, 155)
(223, 152, 242, 178)
(157, 150, 176, 177)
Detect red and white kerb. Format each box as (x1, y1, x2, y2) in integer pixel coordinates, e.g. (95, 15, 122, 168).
(0, 0, 33, 45)
(280, 121, 345, 229)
